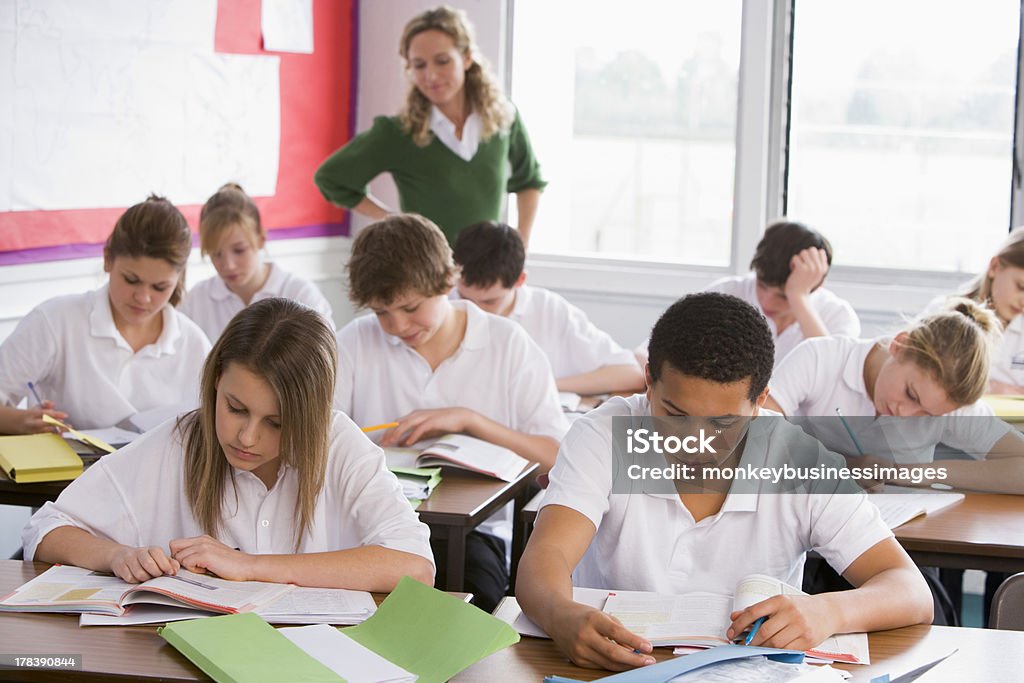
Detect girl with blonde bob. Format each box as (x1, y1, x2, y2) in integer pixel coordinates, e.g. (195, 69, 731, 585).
(180, 183, 334, 342)
(315, 5, 546, 246)
(25, 298, 434, 590)
(0, 195, 210, 433)
(766, 298, 1024, 494)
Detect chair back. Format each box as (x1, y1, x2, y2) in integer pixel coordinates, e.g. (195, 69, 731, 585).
(989, 572, 1024, 630)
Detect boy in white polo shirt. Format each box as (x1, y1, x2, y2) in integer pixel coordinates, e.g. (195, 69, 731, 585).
(334, 213, 568, 612)
(452, 221, 643, 396)
(517, 292, 931, 672)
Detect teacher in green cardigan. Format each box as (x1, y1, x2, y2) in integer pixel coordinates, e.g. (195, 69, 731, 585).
(314, 5, 546, 248)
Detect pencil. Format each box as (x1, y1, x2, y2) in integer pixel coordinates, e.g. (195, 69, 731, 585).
(835, 407, 865, 456)
(361, 422, 399, 433)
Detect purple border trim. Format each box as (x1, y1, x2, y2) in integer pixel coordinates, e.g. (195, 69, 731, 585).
(0, 222, 348, 266)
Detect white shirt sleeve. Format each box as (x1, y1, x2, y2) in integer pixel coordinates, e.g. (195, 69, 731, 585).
(806, 492, 893, 575)
(768, 340, 821, 416)
(559, 300, 637, 373)
(821, 298, 861, 338)
(326, 416, 434, 564)
(333, 327, 357, 417)
(939, 401, 1013, 458)
(540, 414, 613, 530)
(0, 306, 59, 406)
(508, 331, 570, 440)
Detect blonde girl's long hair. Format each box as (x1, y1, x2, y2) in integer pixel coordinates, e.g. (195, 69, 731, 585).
(178, 298, 337, 550)
(896, 297, 1001, 406)
(964, 226, 1024, 304)
(398, 5, 514, 147)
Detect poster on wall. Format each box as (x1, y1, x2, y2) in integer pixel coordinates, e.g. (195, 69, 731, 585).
(0, 0, 353, 263)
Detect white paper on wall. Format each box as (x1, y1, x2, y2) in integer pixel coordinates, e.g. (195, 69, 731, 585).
(8, 0, 279, 212)
(262, 0, 314, 54)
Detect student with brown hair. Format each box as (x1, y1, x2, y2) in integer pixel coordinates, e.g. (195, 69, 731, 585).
(0, 195, 210, 431)
(180, 183, 334, 342)
(24, 298, 433, 591)
(335, 213, 567, 610)
(453, 221, 642, 395)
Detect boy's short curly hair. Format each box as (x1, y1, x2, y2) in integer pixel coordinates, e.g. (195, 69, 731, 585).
(346, 213, 456, 307)
(647, 293, 774, 401)
(750, 220, 832, 287)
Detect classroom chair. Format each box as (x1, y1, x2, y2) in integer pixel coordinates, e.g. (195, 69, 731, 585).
(989, 572, 1024, 630)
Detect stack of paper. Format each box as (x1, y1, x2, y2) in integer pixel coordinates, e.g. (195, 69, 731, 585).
(872, 486, 965, 529)
(388, 466, 442, 505)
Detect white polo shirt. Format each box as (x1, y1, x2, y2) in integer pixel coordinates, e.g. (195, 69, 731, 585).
(0, 286, 211, 430)
(768, 336, 1011, 462)
(180, 263, 335, 342)
(541, 394, 891, 593)
(505, 285, 637, 379)
(706, 273, 861, 367)
(334, 300, 569, 546)
(335, 300, 568, 440)
(992, 314, 1024, 387)
(23, 411, 434, 567)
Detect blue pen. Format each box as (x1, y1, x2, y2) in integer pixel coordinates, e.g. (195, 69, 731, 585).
(26, 381, 43, 406)
(835, 407, 865, 456)
(744, 616, 766, 645)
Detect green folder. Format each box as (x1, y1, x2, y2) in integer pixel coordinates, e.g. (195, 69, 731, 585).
(158, 613, 343, 682)
(342, 576, 520, 683)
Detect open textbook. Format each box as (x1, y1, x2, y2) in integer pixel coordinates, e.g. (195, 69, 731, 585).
(506, 581, 867, 665)
(385, 434, 529, 482)
(603, 574, 869, 664)
(0, 565, 373, 626)
(871, 485, 964, 529)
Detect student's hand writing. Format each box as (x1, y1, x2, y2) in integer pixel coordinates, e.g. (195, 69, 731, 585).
(379, 408, 475, 447)
(108, 544, 180, 583)
(170, 536, 253, 581)
(784, 247, 829, 299)
(728, 594, 837, 652)
(22, 402, 70, 435)
(547, 602, 655, 671)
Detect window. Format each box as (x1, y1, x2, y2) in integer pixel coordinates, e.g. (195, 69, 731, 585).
(511, 0, 743, 265)
(785, 0, 1020, 272)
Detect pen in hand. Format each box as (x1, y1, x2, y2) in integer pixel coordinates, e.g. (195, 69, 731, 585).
(744, 616, 766, 645)
(27, 381, 43, 406)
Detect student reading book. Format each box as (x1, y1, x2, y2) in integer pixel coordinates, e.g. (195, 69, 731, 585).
(0, 196, 211, 431)
(334, 213, 568, 612)
(23, 299, 433, 592)
(452, 221, 643, 395)
(180, 183, 334, 342)
(516, 292, 932, 672)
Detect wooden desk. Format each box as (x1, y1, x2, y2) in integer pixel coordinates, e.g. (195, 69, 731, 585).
(0, 464, 539, 594)
(476, 597, 1024, 682)
(893, 492, 1024, 573)
(414, 464, 538, 591)
(1, 562, 1022, 682)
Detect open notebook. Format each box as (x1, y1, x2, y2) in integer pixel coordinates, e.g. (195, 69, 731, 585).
(871, 485, 964, 529)
(506, 580, 868, 665)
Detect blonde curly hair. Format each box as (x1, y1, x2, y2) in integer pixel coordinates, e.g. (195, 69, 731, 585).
(398, 6, 514, 147)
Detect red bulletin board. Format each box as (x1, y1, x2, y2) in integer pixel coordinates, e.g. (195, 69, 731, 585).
(0, 0, 355, 263)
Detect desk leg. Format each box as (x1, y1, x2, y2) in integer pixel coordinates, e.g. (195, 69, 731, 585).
(509, 485, 533, 595)
(445, 528, 466, 592)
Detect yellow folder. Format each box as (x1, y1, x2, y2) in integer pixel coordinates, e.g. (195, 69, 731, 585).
(983, 394, 1024, 422)
(0, 433, 83, 483)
